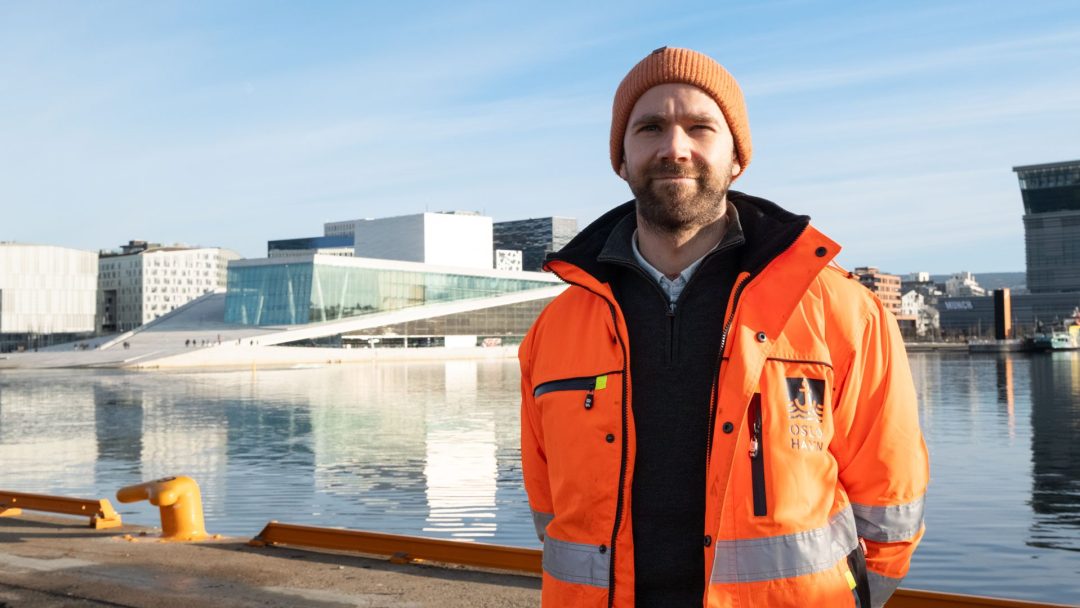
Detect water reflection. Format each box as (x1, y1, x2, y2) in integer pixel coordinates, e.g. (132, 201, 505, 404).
(904, 353, 1078, 603)
(994, 356, 1016, 437)
(1028, 352, 1080, 552)
(1, 355, 1078, 603)
(93, 383, 144, 478)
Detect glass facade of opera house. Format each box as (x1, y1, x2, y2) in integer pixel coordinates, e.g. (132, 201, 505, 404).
(224, 256, 560, 326)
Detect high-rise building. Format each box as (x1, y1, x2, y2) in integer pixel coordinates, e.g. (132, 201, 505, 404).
(493, 217, 578, 271)
(98, 241, 241, 332)
(0, 243, 98, 351)
(853, 266, 902, 316)
(1014, 160, 1080, 293)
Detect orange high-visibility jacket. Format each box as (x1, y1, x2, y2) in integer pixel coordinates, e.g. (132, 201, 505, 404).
(519, 220, 928, 608)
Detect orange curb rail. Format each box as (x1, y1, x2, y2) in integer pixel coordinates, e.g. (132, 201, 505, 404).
(0, 489, 122, 529)
(249, 522, 1071, 608)
(250, 522, 543, 574)
(887, 589, 1075, 608)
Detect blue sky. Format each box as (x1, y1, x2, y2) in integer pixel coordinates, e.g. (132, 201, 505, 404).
(2, 0, 1078, 274)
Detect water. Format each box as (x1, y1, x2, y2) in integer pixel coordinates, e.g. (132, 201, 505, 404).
(1, 353, 1077, 604)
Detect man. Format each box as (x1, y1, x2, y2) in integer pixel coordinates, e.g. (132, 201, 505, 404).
(519, 47, 928, 607)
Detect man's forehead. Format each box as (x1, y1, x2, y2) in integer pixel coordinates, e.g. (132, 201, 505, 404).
(629, 83, 723, 119)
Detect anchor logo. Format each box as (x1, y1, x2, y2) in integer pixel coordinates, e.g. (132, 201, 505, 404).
(786, 377, 826, 422)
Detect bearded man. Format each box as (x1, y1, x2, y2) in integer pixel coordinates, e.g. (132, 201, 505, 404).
(519, 47, 928, 607)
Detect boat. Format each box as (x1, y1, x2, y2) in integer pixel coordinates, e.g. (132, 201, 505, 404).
(1024, 308, 1080, 352)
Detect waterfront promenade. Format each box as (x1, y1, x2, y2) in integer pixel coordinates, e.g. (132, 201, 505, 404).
(0, 513, 540, 607)
(0, 289, 560, 370)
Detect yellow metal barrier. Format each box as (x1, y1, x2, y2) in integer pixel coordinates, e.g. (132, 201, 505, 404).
(249, 523, 1069, 608)
(116, 476, 208, 541)
(887, 589, 1073, 608)
(250, 522, 542, 574)
(0, 490, 123, 529)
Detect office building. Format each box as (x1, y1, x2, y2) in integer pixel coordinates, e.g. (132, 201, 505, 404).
(1014, 160, 1080, 293)
(493, 217, 578, 271)
(0, 243, 98, 351)
(98, 241, 241, 332)
(853, 267, 902, 316)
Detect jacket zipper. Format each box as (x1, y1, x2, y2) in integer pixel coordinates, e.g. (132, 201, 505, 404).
(544, 266, 629, 608)
(748, 393, 767, 516)
(704, 273, 751, 475)
(704, 221, 811, 474)
(606, 301, 629, 608)
(533, 373, 621, 408)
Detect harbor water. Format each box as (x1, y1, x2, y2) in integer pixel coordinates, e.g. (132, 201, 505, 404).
(1, 352, 1077, 604)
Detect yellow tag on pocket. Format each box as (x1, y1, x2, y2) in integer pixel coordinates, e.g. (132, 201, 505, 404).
(595, 375, 607, 390)
(844, 570, 857, 590)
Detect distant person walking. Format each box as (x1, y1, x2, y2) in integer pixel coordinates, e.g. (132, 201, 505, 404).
(519, 47, 928, 607)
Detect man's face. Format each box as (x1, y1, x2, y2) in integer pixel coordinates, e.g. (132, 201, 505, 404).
(619, 83, 742, 233)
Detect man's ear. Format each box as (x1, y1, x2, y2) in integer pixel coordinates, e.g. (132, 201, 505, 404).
(618, 156, 628, 181)
(731, 161, 742, 178)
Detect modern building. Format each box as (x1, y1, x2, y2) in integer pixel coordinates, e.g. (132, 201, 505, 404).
(494, 249, 523, 272)
(325, 211, 494, 270)
(945, 271, 986, 297)
(97, 241, 241, 332)
(0, 243, 98, 351)
(899, 290, 940, 338)
(1014, 160, 1080, 293)
(224, 254, 561, 342)
(493, 217, 578, 271)
(268, 235, 354, 258)
(853, 267, 902, 316)
(937, 292, 1080, 337)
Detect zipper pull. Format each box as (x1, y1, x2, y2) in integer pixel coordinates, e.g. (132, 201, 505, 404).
(749, 415, 762, 458)
(584, 390, 594, 410)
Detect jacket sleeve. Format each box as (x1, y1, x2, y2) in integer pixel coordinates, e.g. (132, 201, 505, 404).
(519, 328, 553, 543)
(830, 298, 929, 608)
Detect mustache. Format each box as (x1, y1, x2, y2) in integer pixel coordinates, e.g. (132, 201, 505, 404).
(646, 160, 705, 179)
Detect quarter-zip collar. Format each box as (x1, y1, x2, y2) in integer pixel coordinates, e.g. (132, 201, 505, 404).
(546, 191, 819, 286)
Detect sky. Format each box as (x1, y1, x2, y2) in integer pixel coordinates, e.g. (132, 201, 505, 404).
(2, 0, 1078, 274)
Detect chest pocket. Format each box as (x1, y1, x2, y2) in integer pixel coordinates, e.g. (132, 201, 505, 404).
(748, 358, 838, 522)
(535, 371, 624, 541)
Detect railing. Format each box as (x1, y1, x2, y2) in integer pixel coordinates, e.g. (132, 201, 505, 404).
(0, 485, 1071, 607)
(0, 490, 122, 529)
(251, 522, 541, 573)
(250, 522, 1070, 608)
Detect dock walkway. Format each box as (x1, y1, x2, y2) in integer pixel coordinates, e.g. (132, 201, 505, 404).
(0, 514, 540, 607)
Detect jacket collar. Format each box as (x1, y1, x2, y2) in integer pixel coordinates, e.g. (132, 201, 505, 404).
(546, 191, 824, 285)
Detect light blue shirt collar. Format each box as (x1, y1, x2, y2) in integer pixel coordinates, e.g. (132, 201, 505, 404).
(631, 230, 718, 309)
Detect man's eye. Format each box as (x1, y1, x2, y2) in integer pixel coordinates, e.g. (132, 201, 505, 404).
(638, 124, 661, 133)
(690, 125, 715, 132)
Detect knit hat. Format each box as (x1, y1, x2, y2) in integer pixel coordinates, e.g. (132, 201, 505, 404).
(610, 47, 751, 176)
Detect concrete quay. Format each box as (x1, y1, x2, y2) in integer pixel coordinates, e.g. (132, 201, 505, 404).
(0, 514, 540, 607)
(0, 290, 542, 370)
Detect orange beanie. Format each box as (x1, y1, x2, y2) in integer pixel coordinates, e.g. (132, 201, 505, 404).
(610, 47, 751, 176)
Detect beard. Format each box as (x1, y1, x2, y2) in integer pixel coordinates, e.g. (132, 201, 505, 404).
(628, 158, 733, 234)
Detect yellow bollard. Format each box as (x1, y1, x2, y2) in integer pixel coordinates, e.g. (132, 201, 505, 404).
(116, 476, 208, 541)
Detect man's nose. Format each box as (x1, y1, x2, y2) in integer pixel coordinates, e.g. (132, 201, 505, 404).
(658, 127, 692, 162)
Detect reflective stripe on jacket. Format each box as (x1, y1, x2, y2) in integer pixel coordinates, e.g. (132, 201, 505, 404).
(519, 222, 929, 608)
